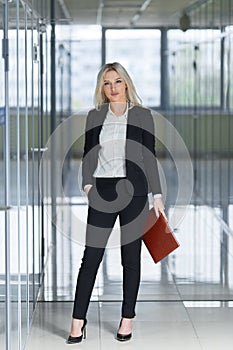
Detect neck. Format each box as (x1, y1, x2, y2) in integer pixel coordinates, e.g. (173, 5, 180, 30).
(110, 101, 127, 116)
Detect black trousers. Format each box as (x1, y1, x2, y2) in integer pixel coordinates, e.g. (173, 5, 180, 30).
(72, 177, 149, 320)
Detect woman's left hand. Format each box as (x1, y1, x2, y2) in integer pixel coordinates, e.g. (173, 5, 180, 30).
(153, 197, 168, 221)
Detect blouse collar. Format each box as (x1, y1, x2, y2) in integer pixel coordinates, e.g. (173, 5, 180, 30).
(108, 103, 128, 119)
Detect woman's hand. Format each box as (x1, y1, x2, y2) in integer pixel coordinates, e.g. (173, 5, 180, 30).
(153, 197, 167, 221)
(84, 184, 93, 196)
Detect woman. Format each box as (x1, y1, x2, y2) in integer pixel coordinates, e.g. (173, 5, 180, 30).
(68, 62, 166, 344)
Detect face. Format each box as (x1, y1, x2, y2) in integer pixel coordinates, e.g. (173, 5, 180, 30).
(102, 70, 127, 103)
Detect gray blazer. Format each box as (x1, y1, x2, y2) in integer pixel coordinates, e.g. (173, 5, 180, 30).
(82, 103, 162, 196)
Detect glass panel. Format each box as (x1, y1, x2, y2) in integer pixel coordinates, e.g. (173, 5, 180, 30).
(0, 1, 48, 348)
(166, 4, 233, 301)
(168, 29, 221, 107)
(8, 1, 30, 348)
(106, 29, 161, 107)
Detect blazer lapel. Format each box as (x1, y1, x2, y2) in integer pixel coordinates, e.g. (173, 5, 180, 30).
(92, 104, 108, 145)
(126, 105, 140, 153)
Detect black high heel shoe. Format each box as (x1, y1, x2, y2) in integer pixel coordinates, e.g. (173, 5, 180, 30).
(67, 319, 87, 344)
(116, 319, 132, 342)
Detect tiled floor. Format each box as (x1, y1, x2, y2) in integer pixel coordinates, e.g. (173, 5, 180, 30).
(25, 300, 233, 350)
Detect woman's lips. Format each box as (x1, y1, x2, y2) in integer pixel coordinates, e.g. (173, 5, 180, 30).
(111, 92, 119, 96)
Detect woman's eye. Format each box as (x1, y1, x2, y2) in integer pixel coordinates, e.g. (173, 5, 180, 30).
(116, 80, 122, 84)
(104, 82, 110, 86)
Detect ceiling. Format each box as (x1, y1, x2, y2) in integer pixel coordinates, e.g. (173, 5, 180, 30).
(60, 0, 198, 26)
(56, 0, 232, 27)
(1, 0, 232, 29)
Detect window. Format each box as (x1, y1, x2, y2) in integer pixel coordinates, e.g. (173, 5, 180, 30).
(168, 29, 221, 108)
(65, 25, 102, 110)
(106, 29, 161, 107)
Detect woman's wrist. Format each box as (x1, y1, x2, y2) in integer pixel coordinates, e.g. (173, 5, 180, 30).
(153, 193, 162, 199)
(84, 184, 93, 195)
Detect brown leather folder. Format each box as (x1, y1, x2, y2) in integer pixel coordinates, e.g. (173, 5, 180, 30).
(143, 208, 180, 263)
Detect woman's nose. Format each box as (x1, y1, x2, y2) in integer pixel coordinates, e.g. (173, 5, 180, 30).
(110, 83, 117, 90)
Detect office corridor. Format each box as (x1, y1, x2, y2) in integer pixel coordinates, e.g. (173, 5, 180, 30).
(1, 1, 233, 350)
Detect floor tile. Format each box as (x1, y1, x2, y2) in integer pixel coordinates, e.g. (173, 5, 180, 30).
(200, 338, 233, 350)
(100, 338, 202, 350)
(25, 302, 100, 350)
(186, 305, 233, 349)
(99, 301, 199, 350)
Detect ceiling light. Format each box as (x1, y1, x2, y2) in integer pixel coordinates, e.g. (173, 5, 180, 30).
(130, 0, 152, 26)
(179, 12, 191, 32)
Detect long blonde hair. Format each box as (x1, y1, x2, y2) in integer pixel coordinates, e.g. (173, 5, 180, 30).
(94, 62, 142, 110)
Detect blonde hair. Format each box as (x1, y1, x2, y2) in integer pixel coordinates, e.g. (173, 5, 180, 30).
(94, 62, 142, 110)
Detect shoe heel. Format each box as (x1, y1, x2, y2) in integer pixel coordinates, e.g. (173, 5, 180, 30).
(81, 319, 87, 340)
(83, 326, 86, 340)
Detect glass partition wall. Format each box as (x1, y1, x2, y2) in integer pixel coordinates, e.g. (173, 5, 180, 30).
(165, 2, 233, 293)
(0, 1, 50, 349)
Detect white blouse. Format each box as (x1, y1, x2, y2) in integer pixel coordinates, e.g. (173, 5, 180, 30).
(93, 104, 127, 178)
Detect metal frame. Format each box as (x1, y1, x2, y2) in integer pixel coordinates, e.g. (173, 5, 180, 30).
(50, 0, 58, 299)
(16, 2, 22, 349)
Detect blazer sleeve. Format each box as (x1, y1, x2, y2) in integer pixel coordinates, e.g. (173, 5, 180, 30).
(142, 110, 162, 195)
(82, 110, 94, 190)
